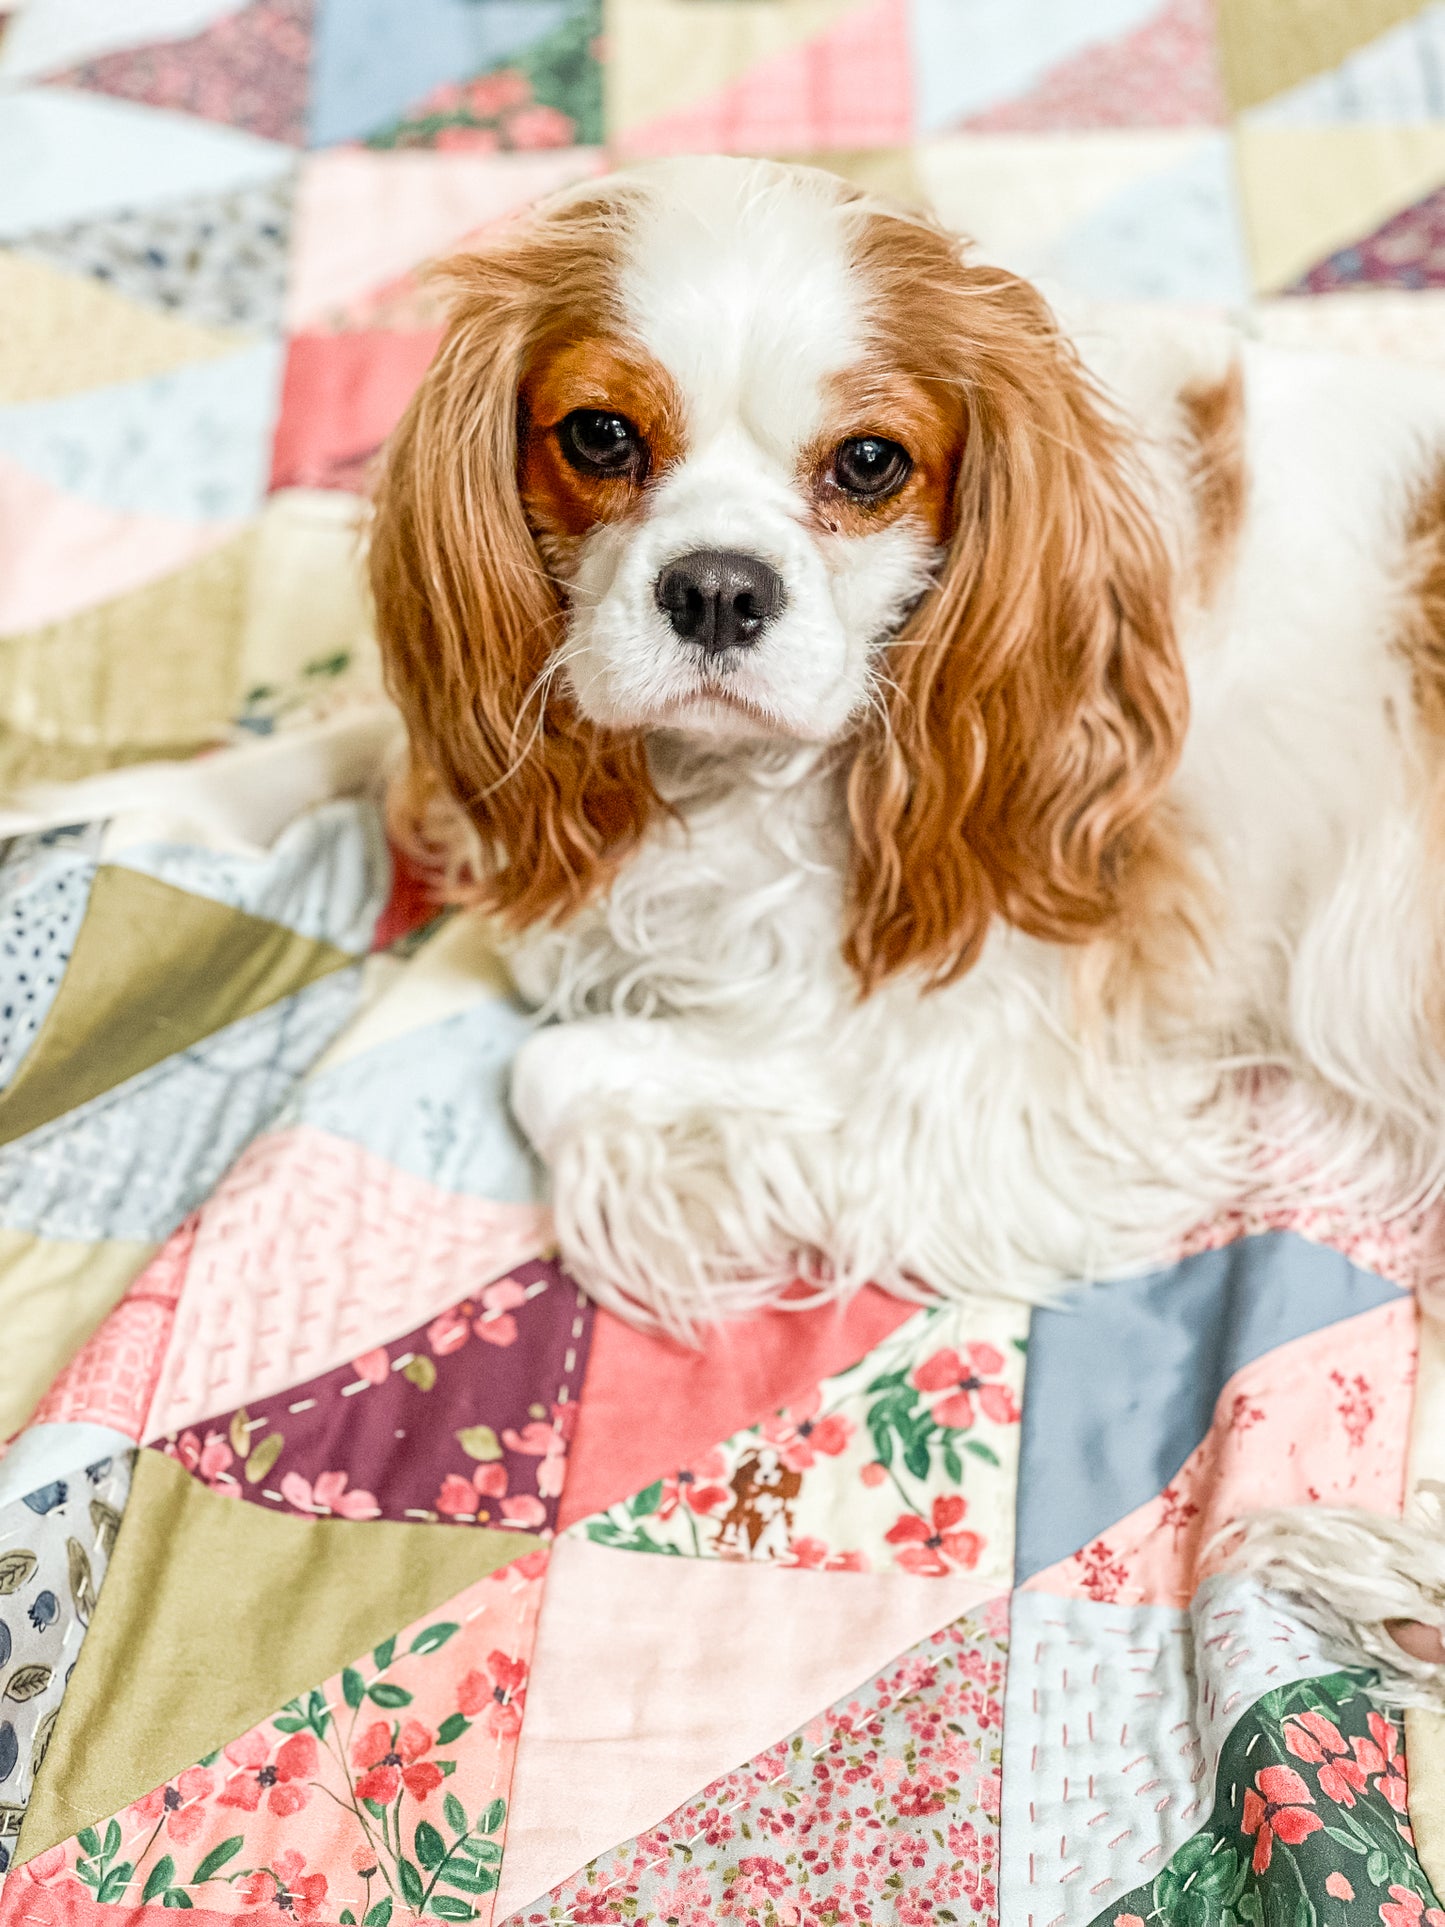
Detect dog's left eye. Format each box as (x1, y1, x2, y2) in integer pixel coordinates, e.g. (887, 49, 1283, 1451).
(559, 410, 646, 479)
(832, 436, 912, 501)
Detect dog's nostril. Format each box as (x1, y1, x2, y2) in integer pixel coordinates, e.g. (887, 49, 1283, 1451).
(654, 550, 784, 655)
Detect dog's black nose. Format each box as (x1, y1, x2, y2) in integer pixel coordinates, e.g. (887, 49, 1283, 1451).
(654, 550, 784, 654)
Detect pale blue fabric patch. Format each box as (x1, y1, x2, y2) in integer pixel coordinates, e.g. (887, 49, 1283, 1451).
(284, 994, 542, 1205)
(0, 830, 100, 1098)
(0, 89, 293, 239)
(0, 1425, 136, 1512)
(112, 799, 391, 954)
(1000, 1578, 1337, 1927)
(0, 340, 284, 522)
(0, 968, 362, 1243)
(1014, 1231, 1406, 1581)
(1244, 6, 1445, 123)
(308, 0, 569, 145)
(1042, 135, 1251, 305)
(910, 0, 1161, 132)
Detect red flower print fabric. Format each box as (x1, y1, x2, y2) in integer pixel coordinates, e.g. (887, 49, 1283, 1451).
(1093, 1672, 1441, 1927)
(574, 1300, 1026, 1580)
(17, 1554, 546, 1924)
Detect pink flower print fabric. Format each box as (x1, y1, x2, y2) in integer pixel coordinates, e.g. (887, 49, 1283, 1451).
(510, 1598, 1008, 1927)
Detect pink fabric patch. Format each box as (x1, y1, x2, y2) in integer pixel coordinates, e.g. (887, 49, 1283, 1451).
(143, 1123, 551, 1441)
(1177, 1195, 1442, 1297)
(618, 0, 912, 157)
(1023, 1296, 1418, 1606)
(557, 1284, 917, 1529)
(31, 1217, 198, 1437)
(962, 0, 1226, 131)
(0, 455, 243, 638)
(267, 330, 443, 493)
(492, 1536, 998, 1918)
(39, 0, 312, 144)
(284, 148, 604, 333)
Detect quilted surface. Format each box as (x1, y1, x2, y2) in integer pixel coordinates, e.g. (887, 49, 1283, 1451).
(2, 2, 1445, 1925)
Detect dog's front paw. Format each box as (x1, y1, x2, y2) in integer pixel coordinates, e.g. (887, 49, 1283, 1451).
(510, 1018, 690, 1162)
(545, 1099, 826, 1334)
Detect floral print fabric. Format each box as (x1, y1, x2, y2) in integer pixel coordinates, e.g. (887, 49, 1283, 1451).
(571, 1301, 1026, 1582)
(15, 1551, 546, 1924)
(1097, 1672, 1432, 1927)
(510, 1597, 1008, 1927)
(152, 1259, 593, 1536)
(363, 0, 602, 152)
(44, 0, 313, 146)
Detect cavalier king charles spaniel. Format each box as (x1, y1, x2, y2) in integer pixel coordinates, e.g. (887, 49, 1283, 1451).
(369, 155, 1445, 1356)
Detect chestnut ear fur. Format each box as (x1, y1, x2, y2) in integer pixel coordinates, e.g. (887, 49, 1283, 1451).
(843, 214, 1188, 992)
(368, 192, 658, 930)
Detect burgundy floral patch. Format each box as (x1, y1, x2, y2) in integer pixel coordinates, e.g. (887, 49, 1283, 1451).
(149, 1257, 593, 1533)
(1288, 185, 1445, 295)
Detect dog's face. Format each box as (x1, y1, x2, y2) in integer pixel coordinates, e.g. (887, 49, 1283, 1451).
(514, 162, 958, 744)
(371, 157, 1187, 990)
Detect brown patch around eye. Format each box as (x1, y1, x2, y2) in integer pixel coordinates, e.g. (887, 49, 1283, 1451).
(804, 367, 965, 544)
(519, 337, 686, 545)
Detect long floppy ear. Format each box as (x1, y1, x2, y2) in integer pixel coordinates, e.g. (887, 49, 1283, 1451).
(368, 197, 657, 929)
(844, 221, 1187, 992)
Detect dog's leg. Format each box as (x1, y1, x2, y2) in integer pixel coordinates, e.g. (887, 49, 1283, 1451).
(510, 1016, 849, 1335)
(1223, 1502, 1445, 1708)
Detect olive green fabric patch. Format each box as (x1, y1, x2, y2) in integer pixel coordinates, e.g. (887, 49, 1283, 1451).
(18, 1449, 538, 1859)
(0, 867, 351, 1147)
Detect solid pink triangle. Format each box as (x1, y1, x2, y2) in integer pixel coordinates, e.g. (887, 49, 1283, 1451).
(0, 453, 243, 636)
(285, 147, 603, 332)
(962, 0, 1225, 131)
(492, 1535, 1000, 1917)
(619, 0, 912, 158)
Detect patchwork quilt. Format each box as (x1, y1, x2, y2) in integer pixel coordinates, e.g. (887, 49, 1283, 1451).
(5, 2, 1445, 1925)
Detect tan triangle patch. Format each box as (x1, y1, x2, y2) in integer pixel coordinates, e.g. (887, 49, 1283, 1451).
(607, 0, 861, 138)
(1236, 123, 1445, 293)
(0, 251, 250, 405)
(1216, 0, 1424, 113)
(0, 528, 254, 786)
(0, 867, 351, 1146)
(19, 1448, 539, 1858)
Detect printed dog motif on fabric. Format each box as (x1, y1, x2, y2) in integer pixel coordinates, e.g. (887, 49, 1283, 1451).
(569, 1300, 1026, 1581)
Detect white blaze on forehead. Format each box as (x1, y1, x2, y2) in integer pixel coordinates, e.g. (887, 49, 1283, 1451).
(615, 158, 868, 461)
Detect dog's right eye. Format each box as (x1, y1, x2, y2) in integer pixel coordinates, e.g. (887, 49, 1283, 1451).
(559, 410, 646, 479)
